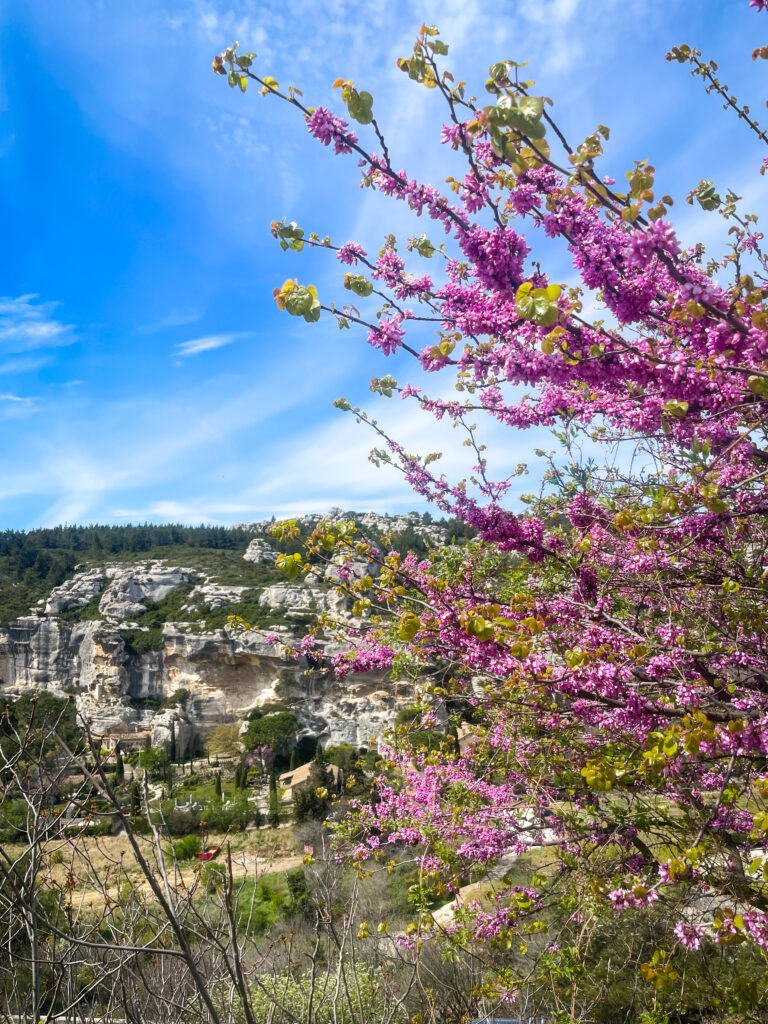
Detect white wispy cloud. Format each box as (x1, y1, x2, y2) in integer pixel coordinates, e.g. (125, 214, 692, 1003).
(138, 308, 205, 333)
(0, 392, 38, 420)
(0, 295, 76, 353)
(0, 355, 52, 375)
(110, 499, 256, 521)
(174, 332, 246, 357)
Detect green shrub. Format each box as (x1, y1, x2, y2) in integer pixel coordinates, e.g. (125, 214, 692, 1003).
(122, 628, 164, 655)
(162, 687, 189, 709)
(238, 965, 408, 1023)
(138, 746, 169, 777)
(234, 868, 307, 935)
(201, 861, 226, 892)
(158, 801, 201, 836)
(166, 834, 202, 863)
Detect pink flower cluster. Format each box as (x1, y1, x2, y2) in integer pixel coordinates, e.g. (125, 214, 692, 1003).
(674, 922, 704, 950)
(306, 106, 358, 155)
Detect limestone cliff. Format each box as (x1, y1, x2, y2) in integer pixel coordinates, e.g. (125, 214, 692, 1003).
(0, 525, 418, 752)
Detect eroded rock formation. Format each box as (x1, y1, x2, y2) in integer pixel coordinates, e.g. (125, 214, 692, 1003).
(0, 543, 407, 753)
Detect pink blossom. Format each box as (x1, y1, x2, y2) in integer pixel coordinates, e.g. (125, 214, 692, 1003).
(674, 922, 704, 950)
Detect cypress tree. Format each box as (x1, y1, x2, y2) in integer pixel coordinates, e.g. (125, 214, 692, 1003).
(115, 749, 124, 786)
(170, 720, 177, 763)
(130, 780, 141, 816)
(268, 769, 279, 827)
(289, 748, 299, 772)
(214, 771, 222, 801)
(294, 745, 333, 823)
(309, 744, 332, 790)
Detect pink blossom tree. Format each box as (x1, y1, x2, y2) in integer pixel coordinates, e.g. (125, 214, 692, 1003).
(218, 6, 768, 1017)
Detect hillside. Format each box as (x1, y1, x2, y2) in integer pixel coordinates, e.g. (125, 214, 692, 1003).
(0, 511, 472, 627)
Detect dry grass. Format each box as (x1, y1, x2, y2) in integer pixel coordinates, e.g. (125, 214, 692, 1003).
(5, 826, 301, 909)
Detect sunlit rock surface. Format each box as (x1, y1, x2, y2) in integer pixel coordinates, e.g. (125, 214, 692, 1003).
(0, 535, 416, 753)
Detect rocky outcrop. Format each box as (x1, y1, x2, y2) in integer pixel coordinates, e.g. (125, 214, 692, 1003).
(243, 538, 276, 564)
(98, 564, 188, 619)
(184, 582, 248, 612)
(45, 569, 105, 616)
(259, 584, 325, 617)
(259, 582, 353, 620)
(243, 508, 448, 547)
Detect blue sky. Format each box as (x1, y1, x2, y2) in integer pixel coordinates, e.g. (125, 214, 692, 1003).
(0, 0, 765, 527)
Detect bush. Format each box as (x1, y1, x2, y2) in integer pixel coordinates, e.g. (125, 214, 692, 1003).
(241, 965, 408, 1023)
(121, 628, 165, 655)
(200, 861, 226, 892)
(233, 869, 308, 936)
(207, 722, 242, 758)
(138, 746, 169, 778)
(158, 801, 202, 837)
(162, 687, 189, 710)
(166, 834, 202, 863)
(201, 796, 258, 832)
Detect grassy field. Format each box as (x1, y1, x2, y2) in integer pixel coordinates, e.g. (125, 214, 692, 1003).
(8, 826, 302, 912)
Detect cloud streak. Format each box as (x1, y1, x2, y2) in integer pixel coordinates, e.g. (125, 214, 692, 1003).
(0, 355, 52, 375)
(174, 332, 246, 357)
(0, 295, 76, 353)
(138, 308, 205, 334)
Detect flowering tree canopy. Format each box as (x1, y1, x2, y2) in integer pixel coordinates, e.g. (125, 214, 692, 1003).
(217, 6, 768, 1018)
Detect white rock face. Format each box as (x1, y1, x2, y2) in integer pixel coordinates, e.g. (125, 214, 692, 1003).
(259, 584, 327, 618)
(0, 517, 440, 751)
(243, 538, 276, 564)
(0, 613, 399, 751)
(45, 569, 105, 615)
(243, 508, 448, 548)
(323, 550, 379, 584)
(151, 707, 194, 753)
(186, 582, 248, 611)
(355, 510, 447, 547)
(98, 564, 188, 619)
